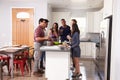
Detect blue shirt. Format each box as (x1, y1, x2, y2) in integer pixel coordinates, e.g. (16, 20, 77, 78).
(71, 32, 80, 48)
(59, 25, 71, 42)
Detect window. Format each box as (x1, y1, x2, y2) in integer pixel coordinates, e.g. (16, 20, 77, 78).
(16, 12, 30, 19)
(71, 17, 86, 36)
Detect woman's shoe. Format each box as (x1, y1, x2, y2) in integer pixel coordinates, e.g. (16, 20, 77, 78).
(72, 73, 76, 78)
(76, 73, 82, 78)
(33, 72, 42, 77)
(38, 69, 45, 74)
(72, 73, 82, 78)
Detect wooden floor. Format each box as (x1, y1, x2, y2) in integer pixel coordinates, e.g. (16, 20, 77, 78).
(3, 59, 100, 80)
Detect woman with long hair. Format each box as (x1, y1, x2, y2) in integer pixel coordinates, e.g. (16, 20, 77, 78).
(70, 22, 82, 78)
(48, 22, 59, 42)
(71, 19, 77, 25)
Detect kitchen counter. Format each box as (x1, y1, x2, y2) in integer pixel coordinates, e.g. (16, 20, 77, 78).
(80, 39, 99, 43)
(40, 45, 70, 51)
(80, 40, 94, 42)
(40, 45, 70, 80)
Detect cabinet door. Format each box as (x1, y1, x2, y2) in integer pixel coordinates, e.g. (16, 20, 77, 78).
(91, 43, 96, 58)
(85, 42, 92, 57)
(80, 42, 96, 58)
(80, 43, 86, 57)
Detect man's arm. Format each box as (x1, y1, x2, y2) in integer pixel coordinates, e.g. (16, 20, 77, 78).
(34, 28, 49, 42)
(35, 36, 49, 42)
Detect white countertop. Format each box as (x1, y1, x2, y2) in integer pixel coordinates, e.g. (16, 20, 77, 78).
(40, 45, 70, 52)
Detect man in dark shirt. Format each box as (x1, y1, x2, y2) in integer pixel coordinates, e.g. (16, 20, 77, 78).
(33, 18, 49, 76)
(59, 19, 71, 42)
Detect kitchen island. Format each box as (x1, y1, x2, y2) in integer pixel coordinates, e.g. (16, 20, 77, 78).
(40, 45, 70, 80)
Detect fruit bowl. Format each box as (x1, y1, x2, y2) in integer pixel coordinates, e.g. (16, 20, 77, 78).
(53, 41, 60, 45)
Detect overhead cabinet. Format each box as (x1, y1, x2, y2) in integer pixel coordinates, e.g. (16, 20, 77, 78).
(103, 0, 113, 18)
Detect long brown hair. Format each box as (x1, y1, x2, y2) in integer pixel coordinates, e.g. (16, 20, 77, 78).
(51, 22, 58, 34)
(71, 19, 77, 24)
(72, 24, 80, 35)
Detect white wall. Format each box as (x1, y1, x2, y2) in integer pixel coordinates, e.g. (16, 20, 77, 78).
(0, 0, 47, 47)
(51, 8, 103, 32)
(51, 11, 90, 28)
(51, 8, 102, 27)
(71, 11, 86, 17)
(47, 4, 52, 30)
(52, 12, 71, 27)
(52, 8, 102, 18)
(110, 0, 120, 79)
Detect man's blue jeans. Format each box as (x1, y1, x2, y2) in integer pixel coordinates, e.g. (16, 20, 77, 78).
(40, 51, 45, 68)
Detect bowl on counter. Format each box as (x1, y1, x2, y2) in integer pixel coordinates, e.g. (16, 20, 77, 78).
(53, 41, 61, 45)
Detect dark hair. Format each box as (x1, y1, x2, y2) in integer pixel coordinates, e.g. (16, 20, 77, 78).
(38, 18, 49, 24)
(72, 19, 77, 24)
(61, 19, 65, 21)
(72, 24, 80, 35)
(51, 22, 58, 33)
(38, 18, 44, 24)
(44, 19, 49, 23)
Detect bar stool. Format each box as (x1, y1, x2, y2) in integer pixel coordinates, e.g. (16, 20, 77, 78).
(0, 54, 10, 80)
(13, 51, 29, 75)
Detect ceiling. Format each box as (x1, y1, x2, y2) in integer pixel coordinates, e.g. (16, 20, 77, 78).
(2, 0, 103, 9)
(48, 0, 103, 9)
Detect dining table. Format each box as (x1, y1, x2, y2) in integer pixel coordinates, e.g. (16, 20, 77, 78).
(0, 45, 30, 78)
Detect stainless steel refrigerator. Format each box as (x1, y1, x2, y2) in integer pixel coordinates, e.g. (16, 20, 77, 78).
(95, 15, 112, 80)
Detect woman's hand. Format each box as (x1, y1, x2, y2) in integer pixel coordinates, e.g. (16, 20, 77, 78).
(53, 28, 56, 32)
(67, 35, 72, 41)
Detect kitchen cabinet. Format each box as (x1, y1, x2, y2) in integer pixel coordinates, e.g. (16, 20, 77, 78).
(103, 0, 113, 18)
(80, 43, 86, 57)
(86, 10, 103, 33)
(86, 12, 94, 32)
(93, 9, 103, 32)
(85, 42, 92, 57)
(80, 42, 96, 58)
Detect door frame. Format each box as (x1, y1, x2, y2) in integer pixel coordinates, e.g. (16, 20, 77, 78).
(11, 7, 35, 45)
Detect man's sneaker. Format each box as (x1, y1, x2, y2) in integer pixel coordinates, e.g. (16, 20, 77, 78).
(33, 72, 42, 77)
(38, 69, 45, 74)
